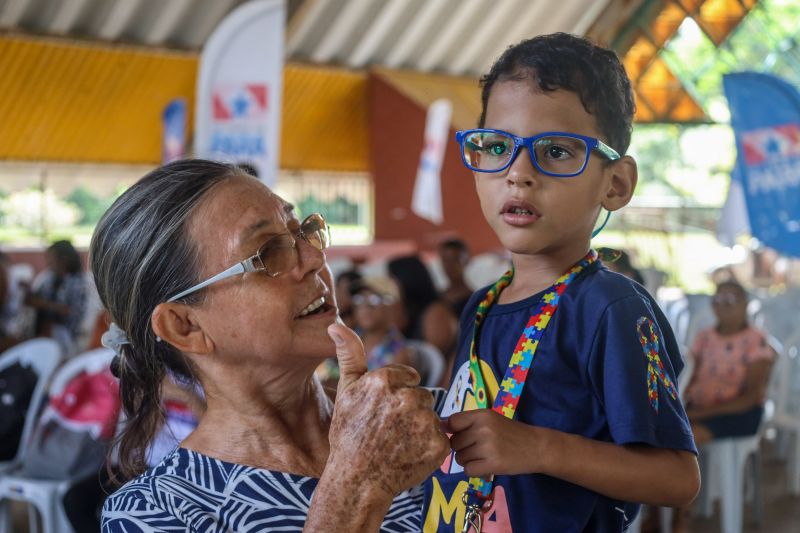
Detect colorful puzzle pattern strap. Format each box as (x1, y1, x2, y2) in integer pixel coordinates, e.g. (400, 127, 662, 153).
(636, 316, 678, 413)
(465, 250, 598, 502)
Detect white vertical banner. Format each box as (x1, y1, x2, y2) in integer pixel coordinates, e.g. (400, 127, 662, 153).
(195, 0, 285, 186)
(717, 168, 751, 247)
(412, 99, 452, 225)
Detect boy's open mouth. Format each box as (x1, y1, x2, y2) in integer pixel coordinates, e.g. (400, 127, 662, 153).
(501, 200, 540, 225)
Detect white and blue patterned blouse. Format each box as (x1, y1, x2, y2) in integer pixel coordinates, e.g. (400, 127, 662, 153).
(102, 447, 426, 532)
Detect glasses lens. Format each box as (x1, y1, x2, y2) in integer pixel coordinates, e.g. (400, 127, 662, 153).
(463, 131, 515, 171)
(258, 234, 297, 277)
(713, 293, 741, 306)
(301, 213, 330, 250)
(353, 293, 384, 307)
(532, 136, 589, 176)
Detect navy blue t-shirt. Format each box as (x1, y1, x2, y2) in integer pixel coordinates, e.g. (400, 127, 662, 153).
(422, 262, 696, 533)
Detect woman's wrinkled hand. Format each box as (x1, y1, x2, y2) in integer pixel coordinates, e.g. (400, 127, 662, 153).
(325, 322, 449, 498)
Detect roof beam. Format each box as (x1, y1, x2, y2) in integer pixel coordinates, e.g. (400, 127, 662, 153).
(310, 0, 374, 63)
(572, 0, 611, 36)
(347, 0, 407, 68)
(184, 0, 237, 49)
(383, 0, 450, 69)
(287, 0, 326, 55)
(98, 0, 143, 40)
(145, 0, 194, 45)
(416, 0, 484, 72)
(474, 1, 554, 75)
(50, 0, 90, 34)
(447, 0, 521, 75)
(0, 0, 30, 26)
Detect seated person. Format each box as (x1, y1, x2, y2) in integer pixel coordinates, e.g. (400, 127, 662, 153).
(387, 255, 458, 384)
(351, 277, 413, 371)
(23, 240, 88, 356)
(684, 280, 776, 442)
(437, 238, 473, 318)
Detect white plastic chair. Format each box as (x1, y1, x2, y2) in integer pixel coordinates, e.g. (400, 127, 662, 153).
(0, 338, 62, 474)
(0, 347, 116, 533)
(764, 333, 800, 495)
(694, 335, 782, 533)
(407, 340, 445, 387)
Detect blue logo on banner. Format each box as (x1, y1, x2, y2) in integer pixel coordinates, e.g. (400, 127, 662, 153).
(162, 99, 187, 164)
(724, 72, 800, 257)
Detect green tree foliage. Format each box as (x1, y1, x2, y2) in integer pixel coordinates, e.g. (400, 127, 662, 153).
(65, 186, 114, 225)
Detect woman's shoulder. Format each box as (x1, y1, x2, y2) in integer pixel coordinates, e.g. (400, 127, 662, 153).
(103, 448, 320, 530)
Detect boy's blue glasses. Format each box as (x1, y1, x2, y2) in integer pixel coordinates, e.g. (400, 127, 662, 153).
(456, 129, 621, 177)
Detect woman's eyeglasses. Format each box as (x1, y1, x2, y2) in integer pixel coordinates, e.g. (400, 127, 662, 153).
(166, 213, 330, 303)
(712, 293, 744, 306)
(455, 129, 620, 177)
(352, 293, 394, 307)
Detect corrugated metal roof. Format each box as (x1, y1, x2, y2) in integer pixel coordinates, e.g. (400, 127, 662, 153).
(0, 0, 761, 165)
(372, 68, 481, 131)
(0, 34, 197, 163)
(0, 34, 369, 169)
(281, 64, 368, 172)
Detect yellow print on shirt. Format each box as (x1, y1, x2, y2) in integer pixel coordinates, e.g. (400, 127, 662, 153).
(424, 359, 512, 532)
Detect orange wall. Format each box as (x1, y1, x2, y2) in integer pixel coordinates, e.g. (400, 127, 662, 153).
(369, 73, 501, 255)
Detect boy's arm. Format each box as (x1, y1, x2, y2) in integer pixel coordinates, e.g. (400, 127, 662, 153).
(446, 409, 700, 507)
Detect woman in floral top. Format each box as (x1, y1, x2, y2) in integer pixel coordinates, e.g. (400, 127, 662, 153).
(684, 280, 776, 442)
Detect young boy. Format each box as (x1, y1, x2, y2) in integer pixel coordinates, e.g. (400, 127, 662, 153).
(422, 33, 699, 532)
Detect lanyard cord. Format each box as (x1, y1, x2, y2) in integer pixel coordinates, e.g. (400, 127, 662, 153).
(463, 250, 598, 513)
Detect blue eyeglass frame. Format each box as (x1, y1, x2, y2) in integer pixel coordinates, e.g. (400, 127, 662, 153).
(455, 128, 621, 177)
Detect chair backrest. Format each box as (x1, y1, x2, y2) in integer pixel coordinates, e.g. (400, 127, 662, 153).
(770, 333, 800, 419)
(48, 347, 115, 394)
(17, 347, 119, 479)
(407, 340, 445, 388)
(676, 344, 694, 401)
(0, 338, 62, 465)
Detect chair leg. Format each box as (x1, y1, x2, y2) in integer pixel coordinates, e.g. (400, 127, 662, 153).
(719, 443, 743, 533)
(789, 430, 800, 496)
(697, 450, 714, 519)
(751, 450, 763, 527)
(28, 503, 39, 533)
(0, 499, 12, 533)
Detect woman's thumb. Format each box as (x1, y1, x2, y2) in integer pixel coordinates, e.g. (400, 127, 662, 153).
(328, 322, 368, 395)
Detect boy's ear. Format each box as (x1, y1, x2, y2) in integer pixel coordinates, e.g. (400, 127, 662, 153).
(151, 303, 215, 355)
(602, 156, 638, 212)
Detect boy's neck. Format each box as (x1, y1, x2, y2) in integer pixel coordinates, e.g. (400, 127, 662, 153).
(500, 245, 591, 304)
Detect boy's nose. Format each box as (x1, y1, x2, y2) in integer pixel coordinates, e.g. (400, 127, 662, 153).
(505, 148, 537, 188)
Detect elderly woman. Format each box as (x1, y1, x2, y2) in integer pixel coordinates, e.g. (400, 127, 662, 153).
(94, 160, 449, 531)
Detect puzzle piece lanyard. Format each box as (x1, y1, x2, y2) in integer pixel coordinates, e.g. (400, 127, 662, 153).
(461, 249, 598, 533)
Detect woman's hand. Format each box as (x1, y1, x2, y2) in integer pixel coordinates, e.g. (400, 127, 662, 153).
(326, 322, 450, 496)
(304, 323, 449, 532)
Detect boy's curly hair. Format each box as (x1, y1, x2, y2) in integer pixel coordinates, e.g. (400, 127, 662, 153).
(479, 32, 636, 155)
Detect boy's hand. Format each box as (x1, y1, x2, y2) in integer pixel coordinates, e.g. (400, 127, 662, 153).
(444, 409, 550, 477)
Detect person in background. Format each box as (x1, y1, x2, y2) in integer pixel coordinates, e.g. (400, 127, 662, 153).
(0, 251, 17, 351)
(602, 248, 646, 286)
(672, 280, 776, 531)
(438, 238, 473, 318)
(351, 276, 412, 371)
(334, 269, 363, 329)
(387, 255, 458, 376)
(23, 240, 88, 356)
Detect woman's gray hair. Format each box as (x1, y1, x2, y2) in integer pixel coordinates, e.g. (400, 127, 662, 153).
(90, 159, 241, 479)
